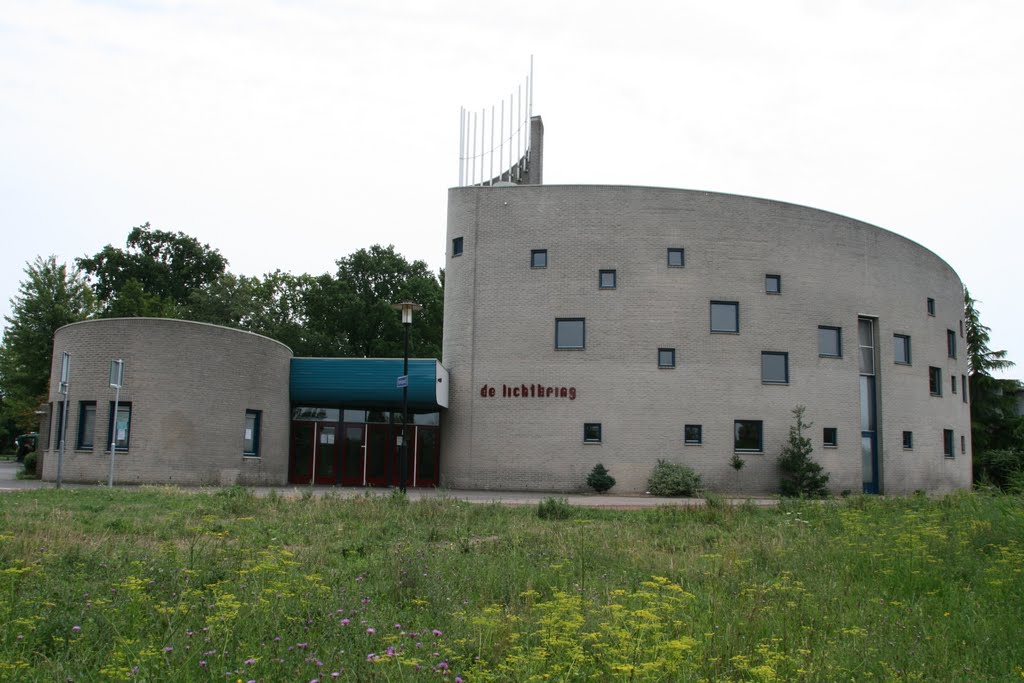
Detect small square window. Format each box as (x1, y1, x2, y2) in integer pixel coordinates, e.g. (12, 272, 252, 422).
(599, 269, 616, 289)
(531, 249, 548, 268)
(943, 429, 954, 458)
(667, 248, 685, 267)
(684, 424, 702, 445)
(947, 329, 956, 359)
(823, 427, 837, 448)
(818, 326, 842, 357)
(452, 237, 464, 257)
(555, 318, 585, 349)
(902, 431, 913, 450)
(929, 367, 942, 396)
(765, 274, 781, 294)
(927, 297, 935, 316)
(761, 351, 789, 384)
(710, 301, 739, 334)
(657, 348, 676, 368)
(583, 423, 602, 443)
(951, 375, 957, 394)
(243, 409, 261, 457)
(894, 334, 911, 365)
(734, 420, 763, 452)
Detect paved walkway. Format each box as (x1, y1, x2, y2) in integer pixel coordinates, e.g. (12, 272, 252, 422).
(0, 462, 777, 508)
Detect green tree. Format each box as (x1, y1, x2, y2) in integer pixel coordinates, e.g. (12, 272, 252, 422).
(964, 289, 1023, 481)
(777, 405, 830, 497)
(77, 223, 228, 317)
(0, 256, 95, 435)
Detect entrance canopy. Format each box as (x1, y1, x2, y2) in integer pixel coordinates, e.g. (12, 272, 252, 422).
(289, 358, 449, 410)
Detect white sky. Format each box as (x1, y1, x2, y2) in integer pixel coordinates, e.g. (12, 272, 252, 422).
(1, 0, 1021, 376)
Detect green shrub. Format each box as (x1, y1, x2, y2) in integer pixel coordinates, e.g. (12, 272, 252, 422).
(647, 459, 702, 497)
(973, 449, 1024, 490)
(778, 405, 830, 498)
(537, 497, 573, 520)
(22, 451, 38, 476)
(586, 463, 616, 493)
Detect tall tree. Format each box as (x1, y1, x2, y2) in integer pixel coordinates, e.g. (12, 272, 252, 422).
(964, 288, 1023, 454)
(77, 223, 228, 317)
(0, 257, 95, 435)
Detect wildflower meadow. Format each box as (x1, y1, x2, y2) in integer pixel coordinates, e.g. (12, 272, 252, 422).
(0, 487, 1022, 681)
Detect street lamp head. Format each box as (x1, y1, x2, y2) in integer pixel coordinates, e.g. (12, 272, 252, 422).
(391, 301, 423, 325)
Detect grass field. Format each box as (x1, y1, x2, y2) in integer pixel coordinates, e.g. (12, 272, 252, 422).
(0, 488, 1022, 681)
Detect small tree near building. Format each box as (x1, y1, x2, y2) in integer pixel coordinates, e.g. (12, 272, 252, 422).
(586, 463, 616, 493)
(778, 405, 830, 498)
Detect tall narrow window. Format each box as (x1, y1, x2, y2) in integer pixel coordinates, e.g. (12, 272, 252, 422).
(667, 248, 685, 267)
(452, 237, 464, 257)
(734, 420, 763, 452)
(894, 334, 911, 365)
(765, 274, 781, 294)
(710, 301, 739, 333)
(761, 352, 789, 384)
(947, 330, 956, 358)
(951, 375, 958, 395)
(962, 375, 968, 403)
(555, 318, 585, 349)
(927, 298, 936, 316)
(243, 410, 261, 457)
(531, 249, 548, 268)
(599, 269, 616, 289)
(823, 428, 838, 448)
(961, 434, 966, 454)
(818, 326, 841, 357)
(902, 431, 913, 450)
(76, 401, 96, 450)
(929, 367, 942, 396)
(107, 402, 132, 452)
(943, 429, 954, 458)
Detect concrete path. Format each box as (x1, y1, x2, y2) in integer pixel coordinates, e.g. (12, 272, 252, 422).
(0, 465, 778, 508)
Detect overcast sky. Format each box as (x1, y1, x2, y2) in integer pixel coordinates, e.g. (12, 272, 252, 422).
(1, 0, 1021, 376)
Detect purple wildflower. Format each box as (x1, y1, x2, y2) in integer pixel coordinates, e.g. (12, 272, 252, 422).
(367, 628, 376, 634)
(433, 629, 443, 636)
(71, 626, 81, 633)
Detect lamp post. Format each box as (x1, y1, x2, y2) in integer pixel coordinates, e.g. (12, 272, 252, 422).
(391, 301, 422, 493)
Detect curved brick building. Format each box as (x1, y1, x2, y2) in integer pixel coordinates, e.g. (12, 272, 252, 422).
(441, 125, 971, 494)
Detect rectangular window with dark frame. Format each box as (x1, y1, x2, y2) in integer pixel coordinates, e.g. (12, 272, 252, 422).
(818, 326, 842, 357)
(734, 420, 763, 452)
(531, 249, 548, 268)
(657, 348, 676, 368)
(823, 427, 837, 448)
(243, 409, 261, 457)
(961, 434, 966, 454)
(947, 329, 956, 358)
(894, 334, 911, 365)
(761, 351, 789, 384)
(107, 401, 132, 452)
(684, 424, 702, 445)
(959, 320, 964, 337)
(765, 274, 781, 295)
(599, 269, 616, 289)
(583, 423, 602, 443)
(710, 301, 739, 333)
(76, 401, 96, 450)
(667, 248, 685, 267)
(962, 375, 968, 403)
(903, 431, 913, 450)
(943, 429, 954, 458)
(951, 375, 958, 394)
(452, 237, 463, 257)
(929, 367, 942, 396)
(927, 297, 936, 316)
(555, 318, 585, 349)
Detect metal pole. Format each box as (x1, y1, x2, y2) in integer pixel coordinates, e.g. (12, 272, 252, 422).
(400, 321, 410, 493)
(57, 351, 70, 489)
(108, 383, 120, 487)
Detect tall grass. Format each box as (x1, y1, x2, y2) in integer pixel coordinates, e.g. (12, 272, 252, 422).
(0, 488, 1022, 681)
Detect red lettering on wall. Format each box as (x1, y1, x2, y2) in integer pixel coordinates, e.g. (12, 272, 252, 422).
(479, 383, 577, 400)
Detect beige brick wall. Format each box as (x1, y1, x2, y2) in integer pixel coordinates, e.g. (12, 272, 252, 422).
(43, 318, 292, 486)
(441, 185, 972, 495)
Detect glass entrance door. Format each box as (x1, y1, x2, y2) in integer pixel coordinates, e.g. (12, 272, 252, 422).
(340, 424, 365, 486)
(313, 424, 338, 485)
(289, 422, 314, 484)
(364, 424, 393, 486)
(289, 421, 339, 484)
(413, 426, 440, 487)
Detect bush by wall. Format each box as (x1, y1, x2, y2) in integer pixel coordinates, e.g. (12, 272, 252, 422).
(647, 460, 702, 497)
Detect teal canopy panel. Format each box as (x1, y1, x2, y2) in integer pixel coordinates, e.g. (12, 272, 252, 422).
(289, 358, 449, 410)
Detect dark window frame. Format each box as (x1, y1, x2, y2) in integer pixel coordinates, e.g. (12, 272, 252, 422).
(929, 367, 942, 396)
(818, 326, 842, 358)
(598, 269, 617, 289)
(243, 409, 262, 457)
(106, 401, 132, 452)
(962, 375, 968, 403)
(76, 401, 97, 450)
(823, 427, 838, 448)
(452, 236, 464, 257)
(894, 334, 912, 365)
(710, 301, 739, 334)
(761, 351, 789, 385)
(902, 431, 913, 450)
(684, 424, 702, 445)
(947, 329, 957, 359)
(667, 248, 685, 268)
(530, 249, 548, 269)
(927, 297, 936, 316)
(951, 375, 957, 395)
(734, 419, 763, 453)
(555, 318, 586, 350)
(583, 423, 602, 443)
(765, 274, 781, 295)
(657, 348, 676, 369)
(943, 429, 954, 458)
